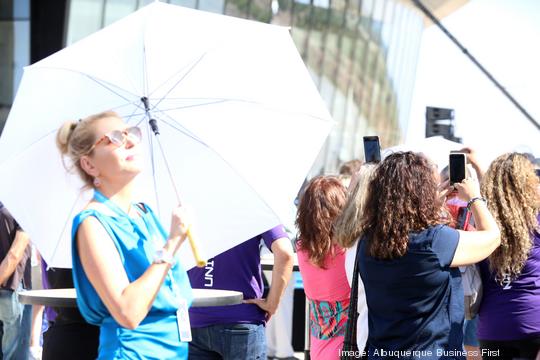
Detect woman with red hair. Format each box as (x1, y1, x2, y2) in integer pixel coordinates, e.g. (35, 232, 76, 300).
(296, 176, 349, 359)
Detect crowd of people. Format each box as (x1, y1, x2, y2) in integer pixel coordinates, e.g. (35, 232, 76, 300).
(0, 110, 539, 360)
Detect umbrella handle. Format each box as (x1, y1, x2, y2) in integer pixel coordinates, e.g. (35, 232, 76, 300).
(186, 226, 206, 267)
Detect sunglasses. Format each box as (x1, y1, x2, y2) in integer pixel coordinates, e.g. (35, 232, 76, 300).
(87, 126, 142, 154)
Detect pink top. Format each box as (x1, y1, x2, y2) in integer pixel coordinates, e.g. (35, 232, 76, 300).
(297, 243, 351, 301)
(297, 242, 352, 359)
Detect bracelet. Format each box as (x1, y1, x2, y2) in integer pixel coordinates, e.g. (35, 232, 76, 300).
(153, 248, 176, 266)
(467, 197, 487, 210)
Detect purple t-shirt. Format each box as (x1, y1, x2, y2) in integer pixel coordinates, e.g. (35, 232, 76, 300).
(478, 215, 540, 340)
(188, 225, 288, 328)
(41, 260, 58, 323)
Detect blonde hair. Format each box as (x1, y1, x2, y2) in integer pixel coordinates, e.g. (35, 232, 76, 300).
(334, 164, 377, 248)
(481, 153, 540, 283)
(56, 111, 119, 187)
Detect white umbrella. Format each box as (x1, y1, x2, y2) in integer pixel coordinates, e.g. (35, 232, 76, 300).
(383, 136, 463, 171)
(0, 2, 333, 269)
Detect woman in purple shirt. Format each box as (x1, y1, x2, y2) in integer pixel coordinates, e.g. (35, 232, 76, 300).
(479, 153, 540, 359)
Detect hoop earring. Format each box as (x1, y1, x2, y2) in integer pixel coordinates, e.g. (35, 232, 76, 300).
(93, 177, 101, 187)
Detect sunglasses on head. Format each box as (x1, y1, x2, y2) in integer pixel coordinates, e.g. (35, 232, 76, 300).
(87, 126, 142, 154)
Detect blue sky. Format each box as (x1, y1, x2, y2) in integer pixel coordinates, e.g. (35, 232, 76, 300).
(409, 0, 540, 167)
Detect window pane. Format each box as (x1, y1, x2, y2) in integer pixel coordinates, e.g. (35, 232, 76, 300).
(198, 0, 224, 14)
(104, 0, 136, 26)
(66, 0, 104, 44)
(170, 0, 196, 8)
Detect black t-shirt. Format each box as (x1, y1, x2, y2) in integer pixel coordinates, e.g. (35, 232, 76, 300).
(0, 201, 31, 291)
(46, 267, 89, 325)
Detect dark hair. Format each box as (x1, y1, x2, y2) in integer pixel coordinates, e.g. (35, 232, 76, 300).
(521, 152, 536, 165)
(360, 152, 447, 259)
(339, 159, 363, 176)
(296, 176, 347, 268)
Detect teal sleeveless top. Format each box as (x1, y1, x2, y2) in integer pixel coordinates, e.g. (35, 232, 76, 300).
(71, 190, 193, 359)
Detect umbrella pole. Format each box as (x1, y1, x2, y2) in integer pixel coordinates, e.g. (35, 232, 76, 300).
(142, 97, 206, 268)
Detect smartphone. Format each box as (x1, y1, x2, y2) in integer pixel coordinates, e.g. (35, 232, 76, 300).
(363, 136, 381, 163)
(449, 153, 466, 184)
(536, 169, 540, 178)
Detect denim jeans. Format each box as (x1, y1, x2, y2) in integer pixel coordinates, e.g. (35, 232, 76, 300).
(189, 323, 266, 360)
(462, 315, 479, 347)
(0, 287, 31, 360)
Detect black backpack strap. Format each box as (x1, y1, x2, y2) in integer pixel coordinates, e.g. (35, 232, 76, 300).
(342, 238, 363, 351)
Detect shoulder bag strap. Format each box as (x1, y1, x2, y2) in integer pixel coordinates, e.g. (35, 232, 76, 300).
(343, 239, 363, 347)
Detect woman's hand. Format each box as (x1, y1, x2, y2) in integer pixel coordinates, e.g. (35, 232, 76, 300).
(167, 206, 190, 254)
(437, 179, 453, 202)
(243, 298, 278, 321)
(460, 147, 484, 180)
(454, 178, 481, 203)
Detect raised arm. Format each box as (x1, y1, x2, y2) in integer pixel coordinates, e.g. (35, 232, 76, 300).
(450, 178, 500, 267)
(77, 207, 188, 329)
(0, 230, 30, 286)
(460, 147, 484, 181)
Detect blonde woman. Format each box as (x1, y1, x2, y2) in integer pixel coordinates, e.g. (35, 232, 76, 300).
(478, 153, 540, 359)
(57, 111, 192, 359)
(334, 163, 377, 354)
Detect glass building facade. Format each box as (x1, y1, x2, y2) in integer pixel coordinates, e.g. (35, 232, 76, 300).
(0, 0, 465, 174)
(0, 0, 29, 131)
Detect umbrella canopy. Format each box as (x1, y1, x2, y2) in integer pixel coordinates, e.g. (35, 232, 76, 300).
(0, 2, 333, 269)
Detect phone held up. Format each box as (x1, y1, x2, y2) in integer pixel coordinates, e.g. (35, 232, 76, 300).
(363, 136, 381, 163)
(449, 152, 466, 185)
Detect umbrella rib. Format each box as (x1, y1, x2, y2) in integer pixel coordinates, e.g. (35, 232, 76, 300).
(0, 127, 59, 168)
(142, 30, 149, 96)
(215, 98, 331, 123)
(86, 77, 141, 108)
(30, 66, 141, 107)
(139, 99, 228, 115)
(148, 52, 209, 111)
(154, 113, 208, 147)
(134, 118, 146, 128)
(108, 101, 140, 113)
(145, 118, 162, 219)
(50, 191, 85, 267)
(120, 100, 223, 119)
(157, 118, 281, 221)
(125, 109, 149, 126)
(108, 101, 149, 121)
(149, 97, 331, 124)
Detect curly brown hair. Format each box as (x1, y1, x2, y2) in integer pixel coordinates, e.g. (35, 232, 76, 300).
(295, 176, 347, 268)
(360, 152, 447, 259)
(481, 153, 540, 283)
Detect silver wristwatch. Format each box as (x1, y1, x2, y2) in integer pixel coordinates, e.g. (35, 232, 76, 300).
(153, 248, 176, 266)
